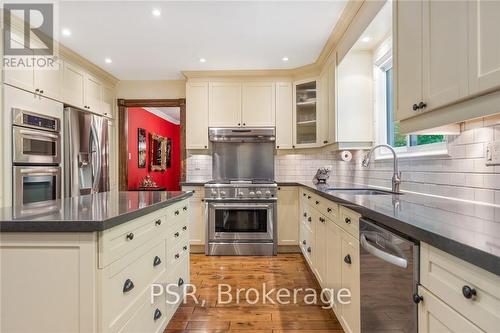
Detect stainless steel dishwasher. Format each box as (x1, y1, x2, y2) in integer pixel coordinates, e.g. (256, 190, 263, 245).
(359, 218, 419, 333)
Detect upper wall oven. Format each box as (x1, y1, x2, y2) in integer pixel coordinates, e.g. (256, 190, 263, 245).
(12, 108, 61, 165)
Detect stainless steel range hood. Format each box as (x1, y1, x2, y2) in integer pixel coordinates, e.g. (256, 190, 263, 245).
(209, 127, 275, 143)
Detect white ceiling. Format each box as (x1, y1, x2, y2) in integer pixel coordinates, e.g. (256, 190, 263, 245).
(143, 107, 181, 124)
(58, 1, 347, 80)
(351, 1, 391, 51)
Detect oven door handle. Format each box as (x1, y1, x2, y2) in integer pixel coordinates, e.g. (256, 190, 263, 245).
(18, 129, 59, 140)
(360, 233, 408, 269)
(19, 168, 60, 175)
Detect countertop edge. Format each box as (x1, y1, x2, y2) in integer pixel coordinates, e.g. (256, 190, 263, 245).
(0, 192, 193, 233)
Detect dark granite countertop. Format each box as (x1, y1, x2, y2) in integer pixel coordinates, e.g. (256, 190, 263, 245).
(0, 191, 193, 232)
(297, 181, 500, 276)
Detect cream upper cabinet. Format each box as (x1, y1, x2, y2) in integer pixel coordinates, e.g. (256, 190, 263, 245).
(209, 81, 242, 127)
(318, 67, 330, 145)
(186, 82, 209, 149)
(327, 62, 336, 145)
(394, 0, 423, 121)
(63, 62, 86, 109)
(4, 40, 34, 93)
(275, 82, 293, 149)
(422, 0, 468, 112)
(339, 230, 360, 333)
(277, 186, 298, 246)
(417, 286, 483, 333)
(84, 73, 103, 114)
(293, 78, 319, 148)
(101, 85, 115, 119)
(242, 81, 275, 126)
(468, 0, 500, 95)
(33, 58, 63, 101)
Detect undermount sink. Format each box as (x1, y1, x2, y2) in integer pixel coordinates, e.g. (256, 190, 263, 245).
(326, 188, 401, 196)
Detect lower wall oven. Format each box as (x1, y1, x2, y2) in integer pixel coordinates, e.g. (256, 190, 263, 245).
(206, 200, 277, 256)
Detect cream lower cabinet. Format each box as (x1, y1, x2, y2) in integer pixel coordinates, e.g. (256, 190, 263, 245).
(0, 199, 190, 333)
(277, 186, 299, 246)
(181, 186, 206, 246)
(338, 229, 360, 333)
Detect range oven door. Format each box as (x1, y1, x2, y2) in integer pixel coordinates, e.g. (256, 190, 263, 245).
(13, 126, 61, 164)
(13, 166, 61, 206)
(208, 202, 275, 241)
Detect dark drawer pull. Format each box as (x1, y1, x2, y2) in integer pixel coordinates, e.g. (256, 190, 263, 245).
(344, 254, 352, 265)
(153, 256, 162, 267)
(183, 206, 188, 211)
(155, 219, 162, 226)
(344, 217, 351, 224)
(307, 217, 312, 222)
(302, 240, 306, 245)
(307, 247, 311, 253)
(183, 245, 188, 251)
(303, 212, 307, 217)
(154, 308, 162, 321)
(307, 195, 311, 199)
(174, 232, 180, 237)
(175, 253, 180, 259)
(123, 279, 134, 293)
(303, 193, 306, 197)
(462, 285, 477, 299)
(413, 293, 424, 304)
(126, 233, 134, 240)
(174, 210, 180, 216)
(319, 217, 325, 223)
(315, 200, 319, 205)
(327, 208, 332, 213)
(178, 277, 184, 287)
(182, 226, 187, 231)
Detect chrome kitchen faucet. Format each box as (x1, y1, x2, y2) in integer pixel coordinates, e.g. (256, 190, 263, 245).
(362, 144, 401, 193)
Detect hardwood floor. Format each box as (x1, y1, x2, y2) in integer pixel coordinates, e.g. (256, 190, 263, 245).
(165, 253, 344, 333)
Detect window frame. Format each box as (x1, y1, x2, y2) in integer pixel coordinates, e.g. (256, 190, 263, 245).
(373, 39, 449, 160)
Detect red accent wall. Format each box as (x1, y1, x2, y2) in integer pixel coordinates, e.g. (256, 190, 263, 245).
(127, 107, 180, 191)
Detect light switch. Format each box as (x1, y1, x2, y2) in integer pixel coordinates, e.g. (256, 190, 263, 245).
(485, 141, 500, 166)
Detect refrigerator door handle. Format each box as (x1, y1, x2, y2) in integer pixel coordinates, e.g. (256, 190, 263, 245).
(90, 121, 101, 192)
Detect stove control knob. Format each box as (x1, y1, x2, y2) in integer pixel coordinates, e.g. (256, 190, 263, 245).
(265, 190, 271, 197)
(249, 191, 255, 197)
(238, 191, 244, 198)
(211, 190, 217, 197)
(220, 191, 226, 198)
(256, 191, 262, 197)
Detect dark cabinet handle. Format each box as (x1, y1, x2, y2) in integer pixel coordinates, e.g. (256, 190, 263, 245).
(327, 208, 332, 213)
(307, 247, 311, 253)
(277, 145, 280, 149)
(204, 145, 207, 149)
(153, 256, 162, 267)
(178, 277, 184, 287)
(418, 101, 427, 109)
(35, 88, 40, 92)
(412, 103, 419, 111)
(307, 217, 312, 222)
(462, 285, 477, 299)
(344, 254, 352, 264)
(315, 200, 319, 205)
(323, 140, 328, 144)
(175, 210, 180, 216)
(155, 219, 161, 226)
(123, 279, 134, 293)
(183, 245, 188, 251)
(302, 240, 306, 245)
(303, 212, 307, 217)
(126, 233, 134, 240)
(40, 90, 44, 94)
(182, 226, 187, 231)
(413, 293, 424, 304)
(183, 206, 188, 211)
(154, 308, 162, 321)
(319, 217, 325, 223)
(238, 123, 241, 126)
(307, 195, 311, 199)
(174, 232, 180, 237)
(303, 193, 306, 197)
(175, 253, 180, 259)
(344, 217, 351, 224)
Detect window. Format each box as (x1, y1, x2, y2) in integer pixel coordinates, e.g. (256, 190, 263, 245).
(373, 44, 448, 159)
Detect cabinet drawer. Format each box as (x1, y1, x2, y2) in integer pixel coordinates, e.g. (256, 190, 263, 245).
(301, 204, 315, 233)
(101, 240, 167, 330)
(98, 210, 167, 268)
(119, 288, 168, 333)
(338, 206, 360, 238)
(299, 224, 314, 265)
(420, 243, 500, 332)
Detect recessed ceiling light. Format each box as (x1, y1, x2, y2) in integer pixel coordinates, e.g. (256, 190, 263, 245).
(282, 57, 289, 62)
(105, 58, 112, 64)
(152, 9, 161, 17)
(61, 28, 71, 36)
(199, 58, 206, 63)
(361, 36, 372, 43)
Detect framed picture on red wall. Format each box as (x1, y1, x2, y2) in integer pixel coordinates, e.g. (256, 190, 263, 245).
(138, 128, 146, 168)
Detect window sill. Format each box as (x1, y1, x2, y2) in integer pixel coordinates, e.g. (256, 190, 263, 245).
(374, 143, 450, 161)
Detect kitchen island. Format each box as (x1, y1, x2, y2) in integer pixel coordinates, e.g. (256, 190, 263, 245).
(0, 190, 192, 333)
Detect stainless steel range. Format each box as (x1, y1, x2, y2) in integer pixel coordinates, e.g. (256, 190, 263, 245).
(205, 128, 277, 256)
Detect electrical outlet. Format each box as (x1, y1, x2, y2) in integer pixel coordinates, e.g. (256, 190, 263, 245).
(485, 141, 500, 166)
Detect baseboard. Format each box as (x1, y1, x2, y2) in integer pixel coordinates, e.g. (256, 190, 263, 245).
(278, 245, 301, 253)
(190, 245, 205, 254)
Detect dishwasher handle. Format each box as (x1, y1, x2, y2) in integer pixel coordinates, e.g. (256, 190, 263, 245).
(360, 233, 408, 269)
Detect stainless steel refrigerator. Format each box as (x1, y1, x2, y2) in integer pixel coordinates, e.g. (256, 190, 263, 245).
(64, 107, 109, 197)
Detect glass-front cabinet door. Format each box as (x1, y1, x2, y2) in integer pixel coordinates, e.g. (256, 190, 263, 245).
(293, 79, 319, 147)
